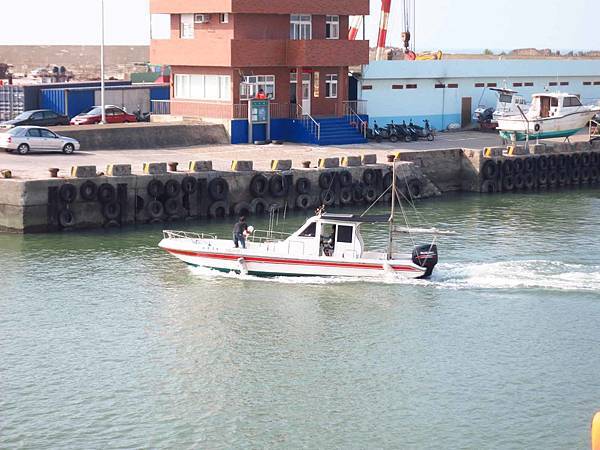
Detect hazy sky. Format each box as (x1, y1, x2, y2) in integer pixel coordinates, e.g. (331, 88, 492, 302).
(0, 0, 595, 51)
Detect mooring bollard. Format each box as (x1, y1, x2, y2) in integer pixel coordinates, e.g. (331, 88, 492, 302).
(49, 168, 59, 178)
(168, 162, 179, 172)
(301, 161, 311, 169)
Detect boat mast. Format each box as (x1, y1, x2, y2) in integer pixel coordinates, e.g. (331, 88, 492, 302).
(387, 160, 396, 259)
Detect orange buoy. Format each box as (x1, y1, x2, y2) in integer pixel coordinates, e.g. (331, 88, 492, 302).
(593, 411, 600, 450)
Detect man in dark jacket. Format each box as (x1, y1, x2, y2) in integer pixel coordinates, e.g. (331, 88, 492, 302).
(233, 216, 248, 249)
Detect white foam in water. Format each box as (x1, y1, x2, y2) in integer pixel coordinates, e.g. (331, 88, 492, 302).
(432, 260, 600, 293)
(189, 260, 600, 292)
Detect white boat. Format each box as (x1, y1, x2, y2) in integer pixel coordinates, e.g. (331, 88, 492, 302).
(159, 167, 442, 279)
(497, 92, 600, 142)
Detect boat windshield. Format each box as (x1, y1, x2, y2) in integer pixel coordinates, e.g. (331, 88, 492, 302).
(499, 93, 513, 103)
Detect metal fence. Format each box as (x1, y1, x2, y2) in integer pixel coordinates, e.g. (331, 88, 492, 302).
(151, 100, 297, 121)
(0, 85, 25, 121)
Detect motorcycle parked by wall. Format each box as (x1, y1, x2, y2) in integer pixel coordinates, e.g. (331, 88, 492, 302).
(134, 107, 151, 123)
(367, 121, 400, 143)
(407, 119, 435, 141)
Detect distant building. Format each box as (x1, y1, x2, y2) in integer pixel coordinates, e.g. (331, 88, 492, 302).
(149, 0, 370, 144)
(360, 60, 600, 130)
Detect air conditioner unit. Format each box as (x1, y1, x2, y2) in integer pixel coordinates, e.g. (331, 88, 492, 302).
(194, 14, 210, 24)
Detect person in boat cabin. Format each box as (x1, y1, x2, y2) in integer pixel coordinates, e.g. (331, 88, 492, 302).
(233, 216, 249, 249)
(321, 225, 337, 256)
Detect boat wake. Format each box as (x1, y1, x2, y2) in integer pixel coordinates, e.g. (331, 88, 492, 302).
(432, 259, 600, 293)
(188, 260, 600, 293)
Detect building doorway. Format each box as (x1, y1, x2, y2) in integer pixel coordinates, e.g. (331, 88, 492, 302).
(291, 72, 311, 115)
(461, 97, 472, 128)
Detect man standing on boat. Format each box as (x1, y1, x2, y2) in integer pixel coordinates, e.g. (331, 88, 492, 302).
(233, 216, 249, 249)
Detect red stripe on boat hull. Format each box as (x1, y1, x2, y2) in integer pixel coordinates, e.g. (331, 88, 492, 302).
(162, 247, 423, 273)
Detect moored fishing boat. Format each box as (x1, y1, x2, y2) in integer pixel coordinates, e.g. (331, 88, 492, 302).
(497, 92, 600, 142)
(159, 163, 449, 279)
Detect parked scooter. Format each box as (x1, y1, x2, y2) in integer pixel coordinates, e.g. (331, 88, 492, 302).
(407, 119, 435, 141)
(367, 121, 400, 143)
(134, 107, 151, 122)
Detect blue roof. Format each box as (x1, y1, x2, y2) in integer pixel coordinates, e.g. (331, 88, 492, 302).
(362, 59, 600, 80)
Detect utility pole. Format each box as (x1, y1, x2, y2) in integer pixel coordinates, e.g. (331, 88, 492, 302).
(100, 0, 107, 124)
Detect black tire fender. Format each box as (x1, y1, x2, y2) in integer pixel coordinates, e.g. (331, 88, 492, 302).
(524, 173, 536, 189)
(480, 179, 498, 194)
(582, 152, 591, 167)
(502, 175, 515, 191)
(209, 201, 229, 218)
(250, 198, 269, 215)
(548, 171, 558, 186)
(250, 174, 269, 197)
(548, 155, 558, 171)
(481, 160, 498, 180)
(80, 180, 97, 201)
(537, 171, 548, 186)
(269, 174, 289, 198)
(537, 156, 548, 172)
(295, 177, 311, 195)
(102, 201, 121, 220)
(164, 179, 181, 198)
(147, 179, 164, 198)
(164, 198, 179, 216)
(502, 159, 514, 176)
(208, 178, 229, 201)
(59, 183, 77, 203)
(340, 187, 353, 205)
(571, 168, 581, 183)
(97, 183, 116, 204)
(514, 174, 525, 190)
(320, 190, 335, 206)
(513, 158, 524, 174)
(524, 156, 536, 173)
(233, 202, 252, 216)
(363, 186, 378, 203)
(295, 194, 312, 210)
(363, 169, 377, 186)
(146, 200, 164, 219)
(181, 176, 197, 194)
(319, 172, 335, 190)
(58, 209, 75, 228)
(338, 170, 352, 188)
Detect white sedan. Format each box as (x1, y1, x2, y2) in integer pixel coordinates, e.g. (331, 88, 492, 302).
(0, 126, 80, 155)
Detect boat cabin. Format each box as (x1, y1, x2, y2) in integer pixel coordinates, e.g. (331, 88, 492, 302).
(284, 213, 389, 259)
(530, 93, 583, 118)
(490, 87, 528, 117)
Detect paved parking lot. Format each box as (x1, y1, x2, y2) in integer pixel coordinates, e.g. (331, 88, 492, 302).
(0, 129, 588, 179)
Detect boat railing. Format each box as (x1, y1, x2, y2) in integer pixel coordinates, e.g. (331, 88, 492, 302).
(247, 229, 291, 243)
(163, 230, 218, 241)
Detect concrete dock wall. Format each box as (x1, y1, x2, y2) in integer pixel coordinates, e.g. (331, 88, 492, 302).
(0, 158, 439, 233)
(53, 123, 229, 150)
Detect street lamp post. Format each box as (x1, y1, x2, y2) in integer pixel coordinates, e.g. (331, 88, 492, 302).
(100, 0, 106, 124)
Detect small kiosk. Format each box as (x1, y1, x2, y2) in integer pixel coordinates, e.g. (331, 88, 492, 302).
(248, 99, 270, 144)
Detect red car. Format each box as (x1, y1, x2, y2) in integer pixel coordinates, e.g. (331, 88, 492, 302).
(70, 105, 137, 125)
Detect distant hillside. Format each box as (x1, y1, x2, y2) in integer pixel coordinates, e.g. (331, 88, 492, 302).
(0, 45, 149, 79)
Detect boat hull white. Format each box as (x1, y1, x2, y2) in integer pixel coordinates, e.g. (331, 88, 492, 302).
(497, 110, 597, 141)
(159, 239, 428, 279)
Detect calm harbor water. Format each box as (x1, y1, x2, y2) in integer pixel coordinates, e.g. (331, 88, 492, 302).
(1, 188, 599, 449)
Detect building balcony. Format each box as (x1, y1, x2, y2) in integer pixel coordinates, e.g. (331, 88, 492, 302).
(151, 38, 369, 67)
(151, 0, 369, 15)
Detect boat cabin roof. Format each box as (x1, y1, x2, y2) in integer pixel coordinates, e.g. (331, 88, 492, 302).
(490, 87, 518, 94)
(319, 213, 390, 224)
(532, 92, 575, 99)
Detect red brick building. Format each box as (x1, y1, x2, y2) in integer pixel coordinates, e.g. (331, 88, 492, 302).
(149, 0, 369, 124)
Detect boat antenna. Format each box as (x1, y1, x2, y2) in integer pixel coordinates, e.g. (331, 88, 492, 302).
(387, 159, 397, 260)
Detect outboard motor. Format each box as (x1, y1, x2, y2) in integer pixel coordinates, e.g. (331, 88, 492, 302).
(412, 244, 438, 278)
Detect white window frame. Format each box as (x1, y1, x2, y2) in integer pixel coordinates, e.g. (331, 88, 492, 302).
(180, 14, 195, 39)
(219, 13, 229, 24)
(151, 14, 171, 40)
(326, 15, 340, 40)
(290, 15, 312, 40)
(240, 75, 276, 100)
(325, 74, 338, 98)
(174, 74, 231, 101)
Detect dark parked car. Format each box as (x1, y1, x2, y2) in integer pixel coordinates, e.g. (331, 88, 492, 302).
(0, 109, 70, 128)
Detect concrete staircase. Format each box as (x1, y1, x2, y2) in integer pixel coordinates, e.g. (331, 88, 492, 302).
(307, 117, 368, 146)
